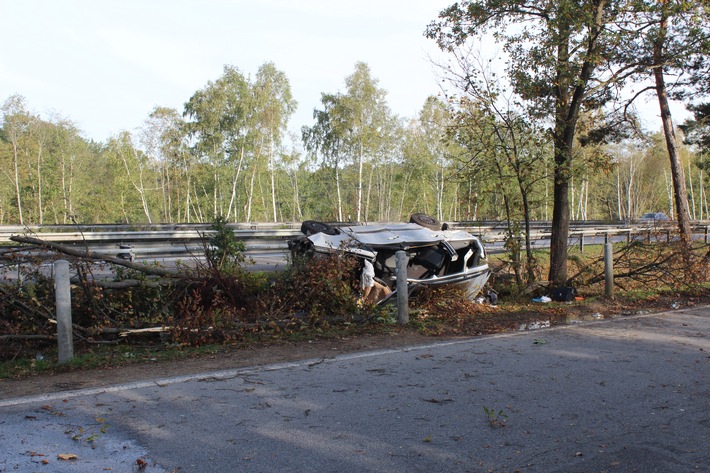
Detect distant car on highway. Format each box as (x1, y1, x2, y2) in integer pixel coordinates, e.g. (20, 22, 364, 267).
(637, 212, 670, 224)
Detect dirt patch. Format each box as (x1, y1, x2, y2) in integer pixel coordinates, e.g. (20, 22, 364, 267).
(2, 289, 708, 400)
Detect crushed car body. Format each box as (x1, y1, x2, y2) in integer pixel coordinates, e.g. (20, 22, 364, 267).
(288, 217, 491, 303)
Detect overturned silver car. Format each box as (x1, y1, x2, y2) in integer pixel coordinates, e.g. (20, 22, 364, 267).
(288, 215, 491, 302)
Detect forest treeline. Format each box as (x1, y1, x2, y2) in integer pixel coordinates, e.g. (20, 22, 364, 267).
(1, 62, 707, 228)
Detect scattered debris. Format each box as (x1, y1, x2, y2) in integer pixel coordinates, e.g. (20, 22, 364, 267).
(520, 320, 551, 330)
(423, 398, 454, 404)
(550, 287, 577, 302)
(532, 296, 552, 303)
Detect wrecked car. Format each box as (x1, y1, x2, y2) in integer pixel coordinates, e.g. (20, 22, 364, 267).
(288, 214, 491, 303)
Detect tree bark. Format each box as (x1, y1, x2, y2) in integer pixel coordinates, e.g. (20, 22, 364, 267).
(548, 19, 573, 287)
(11, 138, 24, 225)
(356, 141, 364, 222)
(652, 5, 693, 244)
(548, 0, 605, 286)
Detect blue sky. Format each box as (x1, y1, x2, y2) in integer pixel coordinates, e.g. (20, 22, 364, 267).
(1, 0, 452, 143)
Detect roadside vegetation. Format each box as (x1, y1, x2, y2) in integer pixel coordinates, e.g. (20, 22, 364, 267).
(1, 221, 708, 379)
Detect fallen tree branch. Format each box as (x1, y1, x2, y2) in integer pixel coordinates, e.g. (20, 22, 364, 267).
(0, 284, 55, 321)
(10, 235, 181, 278)
(118, 326, 170, 337)
(69, 277, 176, 289)
(0, 334, 55, 341)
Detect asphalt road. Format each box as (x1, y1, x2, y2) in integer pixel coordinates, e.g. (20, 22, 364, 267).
(1, 306, 709, 473)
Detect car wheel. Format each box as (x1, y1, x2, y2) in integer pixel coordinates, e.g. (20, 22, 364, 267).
(300, 220, 339, 236)
(409, 213, 441, 230)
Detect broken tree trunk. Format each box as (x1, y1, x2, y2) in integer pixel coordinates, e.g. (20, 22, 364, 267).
(9, 235, 181, 278)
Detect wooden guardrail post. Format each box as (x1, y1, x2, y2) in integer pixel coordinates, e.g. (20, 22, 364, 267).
(55, 259, 74, 364)
(395, 250, 409, 325)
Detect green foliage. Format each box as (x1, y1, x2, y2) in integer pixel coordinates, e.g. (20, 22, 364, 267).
(483, 405, 508, 428)
(205, 216, 246, 273)
(267, 253, 364, 322)
(302, 62, 396, 222)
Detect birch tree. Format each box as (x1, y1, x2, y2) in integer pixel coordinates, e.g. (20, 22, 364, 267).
(303, 93, 347, 221)
(184, 66, 251, 220)
(252, 63, 296, 222)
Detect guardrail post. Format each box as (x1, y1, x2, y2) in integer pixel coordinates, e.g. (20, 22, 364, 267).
(705, 226, 708, 244)
(55, 259, 73, 364)
(604, 243, 614, 299)
(395, 250, 409, 325)
(579, 234, 584, 252)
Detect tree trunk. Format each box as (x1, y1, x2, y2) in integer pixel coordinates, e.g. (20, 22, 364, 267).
(364, 163, 373, 223)
(11, 139, 24, 225)
(226, 147, 245, 221)
(335, 163, 343, 222)
(688, 159, 696, 220)
(436, 161, 444, 222)
(185, 171, 192, 223)
(36, 141, 44, 224)
(548, 0, 602, 285)
(549, 152, 571, 286)
(616, 170, 622, 220)
(627, 157, 634, 220)
(356, 142, 364, 222)
(653, 7, 693, 244)
(548, 23, 572, 287)
(270, 142, 278, 223)
(120, 149, 152, 223)
(246, 166, 256, 222)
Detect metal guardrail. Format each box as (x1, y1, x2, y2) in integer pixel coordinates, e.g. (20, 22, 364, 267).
(1, 221, 708, 261)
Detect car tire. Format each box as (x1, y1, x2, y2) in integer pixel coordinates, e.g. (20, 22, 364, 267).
(409, 213, 441, 231)
(300, 220, 339, 236)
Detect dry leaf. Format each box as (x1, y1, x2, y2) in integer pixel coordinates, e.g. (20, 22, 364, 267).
(58, 453, 78, 460)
